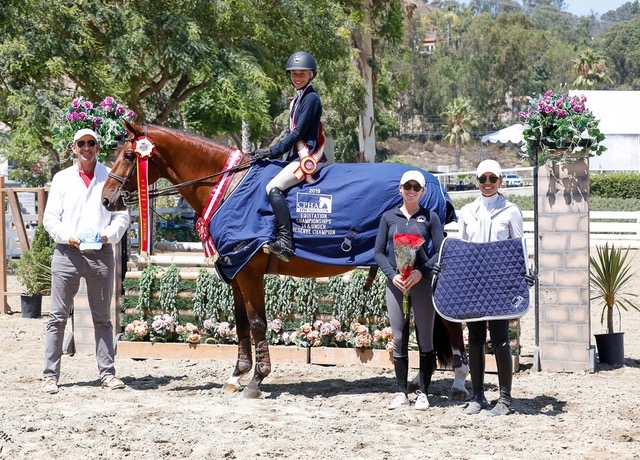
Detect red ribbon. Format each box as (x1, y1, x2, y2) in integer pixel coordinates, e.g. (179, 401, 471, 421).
(196, 149, 244, 258)
(133, 136, 156, 257)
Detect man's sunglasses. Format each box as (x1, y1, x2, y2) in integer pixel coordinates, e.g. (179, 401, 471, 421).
(76, 140, 97, 148)
(402, 183, 423, 192)
(478, 175, 499, 184)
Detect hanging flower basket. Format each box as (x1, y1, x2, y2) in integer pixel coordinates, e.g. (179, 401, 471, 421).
(51, 96, 136, 163)
(519, 90, 606, 165)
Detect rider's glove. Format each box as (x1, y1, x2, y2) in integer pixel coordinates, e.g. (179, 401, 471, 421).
(252, 148, 272, 160)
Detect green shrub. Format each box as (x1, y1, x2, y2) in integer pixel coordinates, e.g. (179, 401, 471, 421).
(590, 172, 640, 200)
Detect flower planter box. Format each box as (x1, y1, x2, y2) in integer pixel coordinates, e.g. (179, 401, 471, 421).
(116, 341, 310, 364)
(309, 347, 420, 368)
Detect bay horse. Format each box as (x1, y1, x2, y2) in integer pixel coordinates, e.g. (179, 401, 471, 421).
(102, 121, 469, 399)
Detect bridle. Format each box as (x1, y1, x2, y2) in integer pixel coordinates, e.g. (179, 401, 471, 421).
(108, 132, 256, 208)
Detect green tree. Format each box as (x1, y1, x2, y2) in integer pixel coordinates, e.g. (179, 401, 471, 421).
(440, 97, 477, 167)
(602, 17, 640, 89)
(572, 49, 613, 89)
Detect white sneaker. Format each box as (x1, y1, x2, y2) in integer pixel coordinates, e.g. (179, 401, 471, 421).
(414, 391, 430, 410)
(41, 378, 59, 394)
(387, 392, 409, 410)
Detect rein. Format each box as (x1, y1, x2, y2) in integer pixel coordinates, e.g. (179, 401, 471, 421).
(108, 152, 255, 202)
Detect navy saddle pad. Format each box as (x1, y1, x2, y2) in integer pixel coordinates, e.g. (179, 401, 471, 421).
(432, 237, 530, 322)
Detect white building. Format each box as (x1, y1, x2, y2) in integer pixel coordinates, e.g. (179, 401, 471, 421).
(571, 90, 640, 172)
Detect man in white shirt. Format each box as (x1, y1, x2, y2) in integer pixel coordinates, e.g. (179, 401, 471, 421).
(41, 128, 129, 394)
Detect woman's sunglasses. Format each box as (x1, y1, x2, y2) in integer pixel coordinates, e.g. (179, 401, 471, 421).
(76, 140, 97, 148)
(478, 175, 499, 184)
(402, 183, 423, 192)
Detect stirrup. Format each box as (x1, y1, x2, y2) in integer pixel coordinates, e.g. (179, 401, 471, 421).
(262, 241, 293, 262)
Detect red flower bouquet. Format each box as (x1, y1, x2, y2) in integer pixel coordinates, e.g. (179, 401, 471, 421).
(393, 233, 425, 315)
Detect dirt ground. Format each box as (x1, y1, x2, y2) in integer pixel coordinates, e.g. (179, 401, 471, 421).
(1, 252, 639, 460)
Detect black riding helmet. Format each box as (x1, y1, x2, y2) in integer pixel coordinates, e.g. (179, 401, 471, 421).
(286, 51, 317, 83)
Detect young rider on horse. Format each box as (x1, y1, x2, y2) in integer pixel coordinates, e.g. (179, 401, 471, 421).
(252, 51, 326, 262)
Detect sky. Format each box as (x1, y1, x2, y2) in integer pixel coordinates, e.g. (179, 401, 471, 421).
(563, 0, 630, 17)
(458, 1, 632, 17)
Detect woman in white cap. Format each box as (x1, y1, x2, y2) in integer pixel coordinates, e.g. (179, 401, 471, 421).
(374, 170, 444, 411)
(457, 159, 524, 416)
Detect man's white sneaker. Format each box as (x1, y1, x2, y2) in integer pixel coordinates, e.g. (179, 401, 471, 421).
(101, 375, 125, 389)
(414, 391, 430, 410)
(41, 378, 59, 394)
(387, 392, 409, 410)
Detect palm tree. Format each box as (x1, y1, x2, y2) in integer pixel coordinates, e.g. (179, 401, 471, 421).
(590, 243, 639, 334)
(441, 97, 477, 168)
(572, 50, 612, 89)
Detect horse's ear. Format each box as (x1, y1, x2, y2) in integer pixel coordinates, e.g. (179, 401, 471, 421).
(122, 119, 138, 135)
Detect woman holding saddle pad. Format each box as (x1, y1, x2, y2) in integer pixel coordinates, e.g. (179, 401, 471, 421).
(457, 159, 524, 416)
(374, 170, 444, 411)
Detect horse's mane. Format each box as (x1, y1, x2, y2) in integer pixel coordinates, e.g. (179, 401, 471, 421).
(151, 124, 236, 154)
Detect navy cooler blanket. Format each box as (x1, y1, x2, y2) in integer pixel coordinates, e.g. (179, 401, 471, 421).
(431, 238, 530, 322)
(210, 161, 453, 280)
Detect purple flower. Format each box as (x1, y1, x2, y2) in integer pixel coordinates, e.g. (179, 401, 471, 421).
(115, 105, 125, 116)
(71, 98, 82, 109)
(518, 111, 528, 120)
(126, 110, 135, 119)
(83, 101, 93, 110)
(92, 117, 103, 126)
(542, 104, 555, 115)
(556, 109, 567, 118)
(101, 96, 115, 107)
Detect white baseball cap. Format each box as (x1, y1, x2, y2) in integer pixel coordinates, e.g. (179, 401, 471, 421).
(476, 159, 502, 178)
(400, 170, 426, 188)
(73, 128, 99, 142)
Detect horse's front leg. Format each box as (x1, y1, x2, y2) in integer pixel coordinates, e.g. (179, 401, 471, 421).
(444, 320, 469, 401)
(236, 270, 270, 399)
(222, 281, 253, 393)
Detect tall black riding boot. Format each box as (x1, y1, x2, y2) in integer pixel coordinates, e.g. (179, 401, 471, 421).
(393, 356, 409, 394)
(419, 351, 435, 395)
(488, 340, 513, 416)
(267, 187, 294, 262)
(464, 342, 489, 414)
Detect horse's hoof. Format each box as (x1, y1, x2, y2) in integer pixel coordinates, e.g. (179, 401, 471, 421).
(222, 382, 242, 393)
(450, 388, 469, 402)
(241, 386, 262, 399)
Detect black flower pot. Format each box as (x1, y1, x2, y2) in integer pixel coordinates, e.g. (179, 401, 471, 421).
(594, 332, 625, 367)
(21, 294, 42, 319)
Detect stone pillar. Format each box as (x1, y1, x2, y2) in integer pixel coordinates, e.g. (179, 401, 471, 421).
(536, 159, 591, 372)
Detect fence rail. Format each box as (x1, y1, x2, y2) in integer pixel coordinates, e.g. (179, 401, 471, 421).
(444, 211, 640, 249)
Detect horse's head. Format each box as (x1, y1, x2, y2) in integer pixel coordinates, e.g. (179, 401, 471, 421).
(101, 121, 163, 211)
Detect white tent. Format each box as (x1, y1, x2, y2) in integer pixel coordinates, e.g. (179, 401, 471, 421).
(481, 123, 524, 145)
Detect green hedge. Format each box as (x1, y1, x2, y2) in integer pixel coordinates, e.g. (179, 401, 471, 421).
(590, 172, 640, 200)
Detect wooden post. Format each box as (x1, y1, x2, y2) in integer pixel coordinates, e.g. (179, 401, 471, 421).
(0, 177, 8, 314)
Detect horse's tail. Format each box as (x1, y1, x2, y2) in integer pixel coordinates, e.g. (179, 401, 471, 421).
(433, 313, 453, 368)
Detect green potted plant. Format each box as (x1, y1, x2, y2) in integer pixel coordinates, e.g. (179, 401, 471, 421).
(590, 243, 639, 366)
(12, 225, 56, 318)
(519, 89, 607, 165)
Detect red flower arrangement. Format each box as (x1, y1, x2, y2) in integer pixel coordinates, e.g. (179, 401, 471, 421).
(393, 233, 425, 315)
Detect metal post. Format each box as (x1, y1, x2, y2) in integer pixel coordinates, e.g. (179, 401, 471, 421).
(532, 149, 541, 371)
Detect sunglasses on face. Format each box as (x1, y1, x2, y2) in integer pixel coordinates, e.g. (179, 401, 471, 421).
(478, 175, 499, 184)
(76, 140, 96, 148)
(402, 183, 423, 192)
